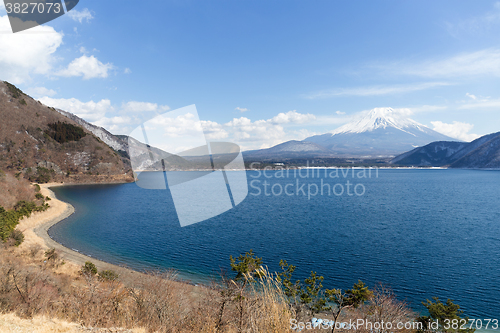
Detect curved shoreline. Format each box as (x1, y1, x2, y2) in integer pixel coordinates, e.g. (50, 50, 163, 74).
(21, 183, 171, 286)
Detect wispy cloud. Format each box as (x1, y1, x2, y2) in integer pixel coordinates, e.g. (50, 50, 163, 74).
(303, 82, 451, 99)
(385, 49, 500, 78)
(466, 92, 477, 100)
(459, 97, 500, 109)
(235, 107, 248, 113)
(26, 87, 57, 98)
(445, 2, 500, 37)
(121, 101, 170, 113)
(67, 8, 94, 23)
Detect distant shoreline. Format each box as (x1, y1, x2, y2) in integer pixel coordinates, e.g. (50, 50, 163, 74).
(134, 166, 450, 172)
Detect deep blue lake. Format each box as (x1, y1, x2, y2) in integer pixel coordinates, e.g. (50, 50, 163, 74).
(49, 169, 500, 319)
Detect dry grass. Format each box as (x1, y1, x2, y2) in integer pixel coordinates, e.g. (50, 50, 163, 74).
(0, 244, 419, 333)
(0, 172, 35, 209)
(0, 312, 146, 332)
(0, 245, 297, 333)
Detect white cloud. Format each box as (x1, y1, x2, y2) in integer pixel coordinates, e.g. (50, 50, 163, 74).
(336, 111, 346, 115)
(466, 93, 477, 100)
(38, 96, 113, 122)
(124, 68, 132, 74)
(27, 96, 326, 150)
(0, 15, 63, 84)
(57, 55, 113, 79)
(122, 101, 170, 113)
(431, 121, 479, 142)
(235, 107, 248, 113)
(390, 49, 500, 78)
(303, 82, 451, 99)
(223, 110, 317, 149)
(93, 116, 133, 133)
(459, 97, 500, 109)
(268, 110, 316, 124)
(0, 2, 5, 14)
(26, 87, 57, 97)
(67, 8, 94, 23)
(200, 120, 228, 140)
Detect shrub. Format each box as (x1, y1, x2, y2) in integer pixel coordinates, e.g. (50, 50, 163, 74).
(82, 261, 98, 276)
(98, 270, 119, 282)
(33, 167, 54, 184)
(19, 99, 27, 106)
(0, 201, 48, 242)
(34, 184, 41, 192)
(45, 248, 58, 261)
(4, 81, 23, 99)
(45, 121, 87, 144)
(35, 193, 44, 200)
(9, 229, 24, 246)
(417, 297, 475, 333)
(14, 201, 36, 217)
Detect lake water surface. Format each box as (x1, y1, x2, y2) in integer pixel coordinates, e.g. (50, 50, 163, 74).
(49, 169, 500, 319)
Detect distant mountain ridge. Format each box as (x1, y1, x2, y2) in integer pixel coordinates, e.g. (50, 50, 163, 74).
(245, 108, 456, 159)
(303, 108, 455, 156)
(243, 140, 337, 159)
(391, 132, 500, 169)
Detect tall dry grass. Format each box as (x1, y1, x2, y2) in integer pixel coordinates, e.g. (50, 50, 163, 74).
(0, 244, 296, 332)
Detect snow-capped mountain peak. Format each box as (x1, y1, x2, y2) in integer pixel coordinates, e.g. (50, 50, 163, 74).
(330, 107, 423, 135)
(302, 107, 456, 156)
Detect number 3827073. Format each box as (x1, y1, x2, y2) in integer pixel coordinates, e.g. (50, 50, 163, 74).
(5, 2, 62, 14)
(444, 319, 498, 330)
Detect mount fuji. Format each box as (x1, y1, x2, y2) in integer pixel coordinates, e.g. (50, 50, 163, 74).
(244, 107, 457, 160)
(302, 107, 455, 157)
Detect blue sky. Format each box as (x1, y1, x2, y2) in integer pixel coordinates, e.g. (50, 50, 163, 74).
(1, 1, 500, 150)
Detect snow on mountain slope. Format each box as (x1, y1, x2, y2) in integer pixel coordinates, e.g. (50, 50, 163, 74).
(304, 107, 456, 156)
(330, 108, 437, 136)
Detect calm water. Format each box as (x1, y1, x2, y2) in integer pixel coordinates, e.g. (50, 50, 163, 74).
(49, 169, 500, 319)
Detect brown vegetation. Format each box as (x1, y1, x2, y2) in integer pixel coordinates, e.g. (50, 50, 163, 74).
(0, 81, 132, 185)
(0, 244, 299, 332)
(0, 240, 423, 333)
(0, 171, 35, 209)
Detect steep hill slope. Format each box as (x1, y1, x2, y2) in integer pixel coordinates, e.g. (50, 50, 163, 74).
(449, 133, 500, 169)
(53, 111, 192, 171)
(391, 132, 500, 169)
(0, 81, 132, 184)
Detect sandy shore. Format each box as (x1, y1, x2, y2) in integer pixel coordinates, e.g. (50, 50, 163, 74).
(17, 183, 194, 287)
